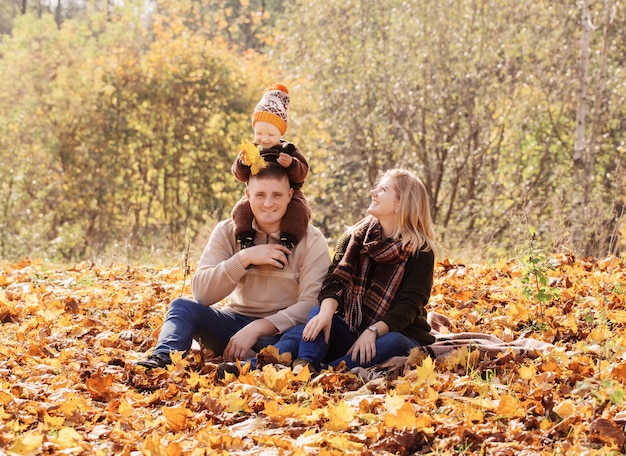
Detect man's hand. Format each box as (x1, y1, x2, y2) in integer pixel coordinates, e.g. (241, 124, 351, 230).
(277, 153, 294, 168)
(223, 319, 277, 361)
(238, 244, 291, 269)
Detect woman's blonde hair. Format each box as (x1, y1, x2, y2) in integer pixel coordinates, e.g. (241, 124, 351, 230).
(351, 168, 436, 255)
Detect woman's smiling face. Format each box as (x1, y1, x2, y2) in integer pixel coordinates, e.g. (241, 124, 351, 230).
(367, 176, 399, 222)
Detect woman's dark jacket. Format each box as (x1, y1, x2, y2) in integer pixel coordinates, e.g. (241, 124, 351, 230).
(318, 232, 436, 345)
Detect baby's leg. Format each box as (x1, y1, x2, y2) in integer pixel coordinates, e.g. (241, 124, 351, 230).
(231, 196, 255, 249)
(279, 191, 311, 248)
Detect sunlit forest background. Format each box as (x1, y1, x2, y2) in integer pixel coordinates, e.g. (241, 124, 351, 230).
(0, 0, 624, 264)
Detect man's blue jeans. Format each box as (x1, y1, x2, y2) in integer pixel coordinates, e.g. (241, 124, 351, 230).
(152, 297, 304, 365)
(296, 306, 420, 372)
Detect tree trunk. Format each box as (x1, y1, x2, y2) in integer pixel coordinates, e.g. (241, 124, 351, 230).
(570, 0, 593, 253)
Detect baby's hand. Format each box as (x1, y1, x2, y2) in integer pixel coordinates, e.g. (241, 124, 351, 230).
(277, 153, 293, 168)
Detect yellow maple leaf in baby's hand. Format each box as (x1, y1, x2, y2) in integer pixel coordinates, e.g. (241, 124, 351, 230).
(240, 141, 267, 175)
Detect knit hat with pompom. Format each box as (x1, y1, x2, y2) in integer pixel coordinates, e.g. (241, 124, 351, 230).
(251, 83, 290, 135)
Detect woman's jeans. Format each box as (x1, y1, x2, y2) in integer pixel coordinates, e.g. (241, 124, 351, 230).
(296, 306, 420, 372)
(152, 297, 303, 365)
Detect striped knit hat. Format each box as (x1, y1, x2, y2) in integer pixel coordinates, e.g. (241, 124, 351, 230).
(251, 83, 290, 135)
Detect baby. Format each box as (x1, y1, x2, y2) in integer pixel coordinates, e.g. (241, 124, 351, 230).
(231, 83, 311, 249)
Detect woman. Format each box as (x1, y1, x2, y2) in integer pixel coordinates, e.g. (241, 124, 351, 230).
(293, 169, 436, 374)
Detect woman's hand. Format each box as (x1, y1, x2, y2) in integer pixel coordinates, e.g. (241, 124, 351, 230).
(302, 299, 338, 343)
(347, 330, 377, 365)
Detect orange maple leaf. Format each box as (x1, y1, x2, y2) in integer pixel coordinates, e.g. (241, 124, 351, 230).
(163, 405, 193, 432)
(497, 393, 525, 418)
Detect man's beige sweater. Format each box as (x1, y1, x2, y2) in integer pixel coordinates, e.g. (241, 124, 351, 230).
(191, 219, 330, 334)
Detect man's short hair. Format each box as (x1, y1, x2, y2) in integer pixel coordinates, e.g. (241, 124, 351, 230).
(250, 161, 290, 182)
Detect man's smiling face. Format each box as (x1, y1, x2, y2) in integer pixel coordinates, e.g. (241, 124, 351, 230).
(246, 173, 293, 234)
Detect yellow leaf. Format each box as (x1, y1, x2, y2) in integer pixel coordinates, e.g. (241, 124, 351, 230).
(169, 351, 185, 366)
(118, 399, 134, 417)
(325, 401, 354, 431)
(441, 346, 473, 370)
(497, 394, 525, 418)
(258, 345, 292, 366)
(166, 441, 183, 456)
(553, 399, 576, 419)
(263, 400, 279, 416)
(539, 417, 553, 430)
(7, 432, 44, 456)
(53, 427, 84, 449)
(457, 396, 497, 410)
(85, 371, 116, 401)
(321, 433, 365, 452)
(293, 363, 315, 382)
(186, 370, 202, 388)
(261, 364, 291, 393)
(589, 324, 610, 342)
(225, 392, 248, 413)
(464, 406, 484, 424)
(505, 301, 527, 320)
(142, 432, 167, 456)
(383, 402, 426, 430)
(415, 356, 437, 386)
(58, 394, 90, 418)
(425, 386, 439, 403)
(518, 364, 536, 380)
(254, 435, 293, 450)
(240, 141, 267, 175)
(384, 393, 406, 413)
(0, 390, 14, 405)
(415, 413, 432, 428)
(43, 413, 65, 428)
(608, 310, 626, 323)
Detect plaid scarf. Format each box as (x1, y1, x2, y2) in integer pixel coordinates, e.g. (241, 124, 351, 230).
(330, 219, 410, 333)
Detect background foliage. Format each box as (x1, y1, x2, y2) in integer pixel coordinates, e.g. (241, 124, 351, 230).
(0, 0, 624, 263)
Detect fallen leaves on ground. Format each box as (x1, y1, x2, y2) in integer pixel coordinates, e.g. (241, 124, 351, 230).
(0, 254, 625, 455)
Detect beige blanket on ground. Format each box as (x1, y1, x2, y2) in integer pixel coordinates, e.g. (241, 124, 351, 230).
(421, 311, 554, 359)
(350, 312, 554, 380)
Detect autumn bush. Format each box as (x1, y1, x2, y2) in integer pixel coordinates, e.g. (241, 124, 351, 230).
(1, 254, 625, 455)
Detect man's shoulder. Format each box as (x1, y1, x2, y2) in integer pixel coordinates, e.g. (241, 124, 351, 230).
(293, 224, 328, 253)
(211, 219, 235, 237)
(304, 223, 326, 240)
(294, 225, 330, 265)
(216, 218, 234, 230)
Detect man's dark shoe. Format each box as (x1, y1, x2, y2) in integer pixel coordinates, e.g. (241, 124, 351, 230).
(292, 358, 319, 376)
(216, 362, 240, 380)
(133, 354, 169, 370)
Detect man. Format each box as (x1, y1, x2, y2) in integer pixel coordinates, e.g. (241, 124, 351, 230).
(134, 162, 330, 369)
